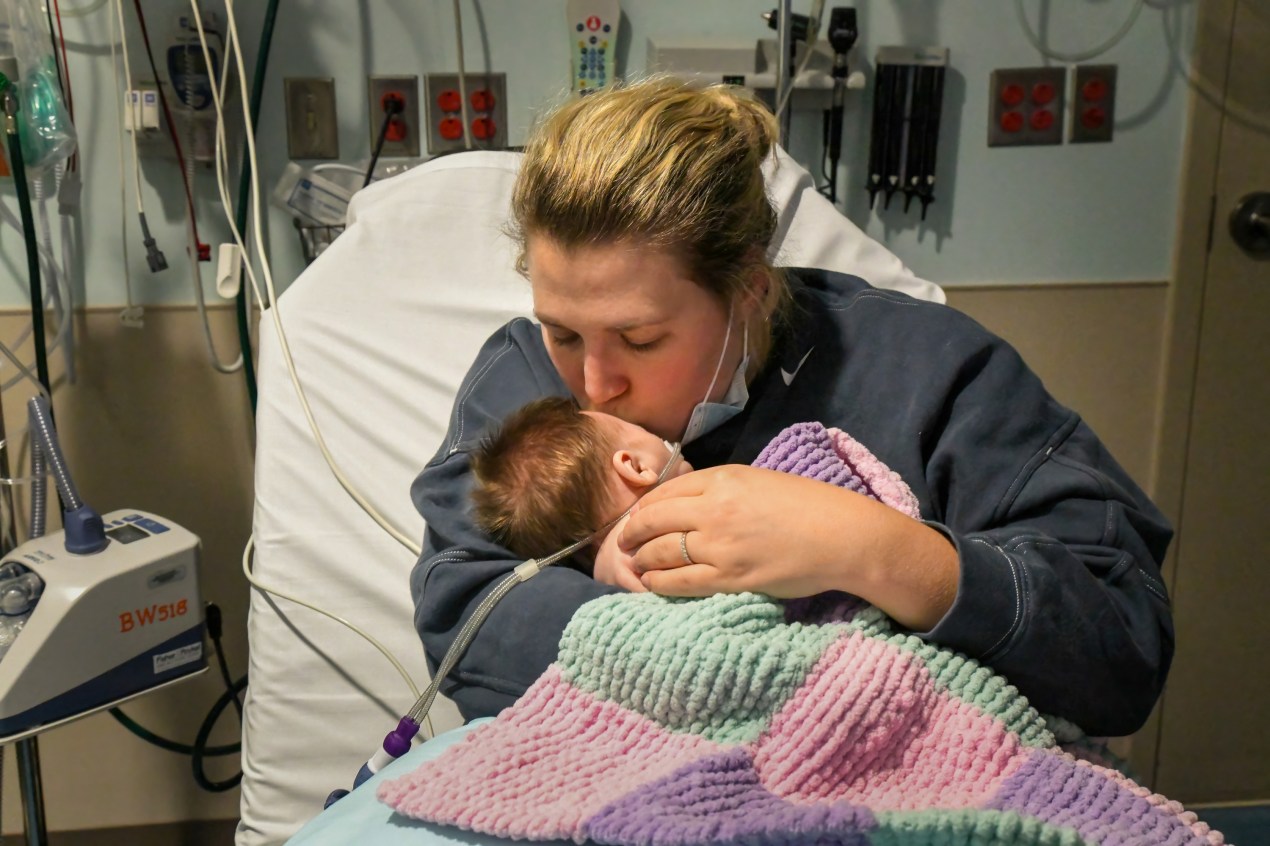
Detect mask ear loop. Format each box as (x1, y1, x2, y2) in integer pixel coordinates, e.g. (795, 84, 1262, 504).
(685, 300, 736, 436)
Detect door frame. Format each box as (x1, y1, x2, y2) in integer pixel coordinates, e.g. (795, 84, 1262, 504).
(1132, 0, 1238, 787)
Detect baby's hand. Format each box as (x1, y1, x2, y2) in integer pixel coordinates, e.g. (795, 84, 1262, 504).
(592, 514, 647, 593)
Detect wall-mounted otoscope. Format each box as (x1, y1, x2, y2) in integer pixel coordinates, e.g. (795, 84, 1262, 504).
(824, 7, 859, 203)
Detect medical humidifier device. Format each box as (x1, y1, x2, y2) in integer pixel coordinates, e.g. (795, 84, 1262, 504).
(0, 397, 206, 743)
(0, 512, 207, 742)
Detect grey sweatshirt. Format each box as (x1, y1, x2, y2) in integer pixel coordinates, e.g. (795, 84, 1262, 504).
(409, 269, 1174, 736)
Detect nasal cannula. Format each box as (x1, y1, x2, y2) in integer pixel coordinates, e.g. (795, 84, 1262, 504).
(325, 439, 686, 807)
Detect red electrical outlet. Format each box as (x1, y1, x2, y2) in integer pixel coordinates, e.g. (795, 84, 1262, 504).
(437, 89, 462, 113)
(439, 118, 464, 141)
(423, 73, 508, 156)
(988, 67, 1066, 147)
(1070, 65, 1116, 144)
(367, 76, 420, 158)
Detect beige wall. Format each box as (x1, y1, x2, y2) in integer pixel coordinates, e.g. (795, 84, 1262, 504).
(0, 284, 1169, 834)
(0, 305, 252, 835)
(947, 282, 1168, 489)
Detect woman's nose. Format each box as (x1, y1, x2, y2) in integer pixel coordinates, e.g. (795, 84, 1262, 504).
(582, 353, 627, 406)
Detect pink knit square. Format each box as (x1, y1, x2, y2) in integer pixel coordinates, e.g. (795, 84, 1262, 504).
(753, 631, 1025, 810)
(379, 666, 728, 841)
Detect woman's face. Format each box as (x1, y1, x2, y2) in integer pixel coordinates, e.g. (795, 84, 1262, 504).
(528, 236, 744, 442)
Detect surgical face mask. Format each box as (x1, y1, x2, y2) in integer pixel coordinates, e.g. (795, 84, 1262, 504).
(681, 306, 750, 445)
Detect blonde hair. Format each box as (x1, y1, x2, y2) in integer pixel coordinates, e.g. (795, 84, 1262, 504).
(511, 77, 793, 365)
(470, 397, 616, 561)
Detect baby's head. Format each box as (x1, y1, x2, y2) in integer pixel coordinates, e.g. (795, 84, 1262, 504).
(470, 397, 691, 562)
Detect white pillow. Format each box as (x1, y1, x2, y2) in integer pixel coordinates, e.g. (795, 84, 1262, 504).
(239, 149, 942, 845)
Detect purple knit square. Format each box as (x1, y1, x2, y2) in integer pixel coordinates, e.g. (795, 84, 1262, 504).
(585, 747, 875, 846)
(753, 422, 872, 498)
(988, 751, 1210, 845)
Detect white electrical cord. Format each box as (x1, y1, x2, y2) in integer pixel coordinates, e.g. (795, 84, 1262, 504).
(178, 38, 243, 374)
(774, 0, 825, 119)
(212, 0, 423, 556)
(191, 0, 427, 718)
(1014, 0, 1147, 64)
(190, 9, 264, 313)
(240, 536, 425, 706)
(193, 2, 427, 697)
(453, 0, 473, 150)
(111, 0, 147, 217)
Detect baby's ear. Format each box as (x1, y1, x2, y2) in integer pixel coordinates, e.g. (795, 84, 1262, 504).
(612, 449, 659, 488)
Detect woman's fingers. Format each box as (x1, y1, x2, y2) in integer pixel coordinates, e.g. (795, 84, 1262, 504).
(613, 564, 648, 593)
(619, 472, 719, 551)
(632, 530, 705, 574)
(641, 564, 721, 597)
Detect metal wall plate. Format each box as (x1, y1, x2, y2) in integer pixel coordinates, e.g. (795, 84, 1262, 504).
(988, 66, 1066, 147)
(423, 73, 508, 156)
(284, 78, 338, 160)
(1069, 64, 1117, 144)
(367, 75, 420, 159)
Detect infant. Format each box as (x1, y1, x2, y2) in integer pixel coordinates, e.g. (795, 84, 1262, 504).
(470, 396, 691, 589)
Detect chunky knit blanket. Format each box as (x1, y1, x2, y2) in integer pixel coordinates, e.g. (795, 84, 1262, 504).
(381, 423, 1226, 846)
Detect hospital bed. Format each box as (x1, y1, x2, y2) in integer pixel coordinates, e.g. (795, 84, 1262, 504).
(239, 148, 944, 845)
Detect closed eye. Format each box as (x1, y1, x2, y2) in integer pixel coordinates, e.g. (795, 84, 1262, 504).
(622, 335, 663, 353)
(549, 332, 581, 347)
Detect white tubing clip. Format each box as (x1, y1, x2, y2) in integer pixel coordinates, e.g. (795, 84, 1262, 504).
(216, 243, 243, 299)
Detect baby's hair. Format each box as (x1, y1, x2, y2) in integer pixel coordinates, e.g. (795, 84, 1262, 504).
(470, 397, 616, 561)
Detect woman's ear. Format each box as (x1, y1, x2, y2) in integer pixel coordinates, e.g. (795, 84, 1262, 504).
(741, 260, 773, 322)
(612, 449, 660, 488)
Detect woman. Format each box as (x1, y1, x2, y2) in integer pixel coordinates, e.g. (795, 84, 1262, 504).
(409, 77, 1173, 737)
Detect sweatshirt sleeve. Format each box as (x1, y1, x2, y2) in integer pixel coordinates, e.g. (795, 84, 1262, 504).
(914, 329, 1174, 737)
(408, 320, 619, 720)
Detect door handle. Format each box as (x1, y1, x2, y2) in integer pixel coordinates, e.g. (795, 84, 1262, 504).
(1229, 192, 1270, 258)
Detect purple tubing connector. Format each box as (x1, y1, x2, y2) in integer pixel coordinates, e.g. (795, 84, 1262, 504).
(383, 716, 420, 758)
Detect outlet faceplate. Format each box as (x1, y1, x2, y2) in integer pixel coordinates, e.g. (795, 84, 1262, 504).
(285, 77, 338, 159)
(367, 75, 420, 159)
(988, 66, 1066, 147)
(423, 73, 508, 156)
(1070, 64, 1116, 144)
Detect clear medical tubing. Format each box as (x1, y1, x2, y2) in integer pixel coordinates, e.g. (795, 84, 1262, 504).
(406, 440, 685, 726)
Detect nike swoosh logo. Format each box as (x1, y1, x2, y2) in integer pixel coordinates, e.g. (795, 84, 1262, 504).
(781, 347, 814, 386)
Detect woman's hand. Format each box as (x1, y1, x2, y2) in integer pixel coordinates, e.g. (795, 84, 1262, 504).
(617, 465, 959, 630)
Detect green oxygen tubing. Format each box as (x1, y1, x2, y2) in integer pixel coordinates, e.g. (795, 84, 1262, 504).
(233, 0, 282, 415)
(1, 64, 54, 395)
